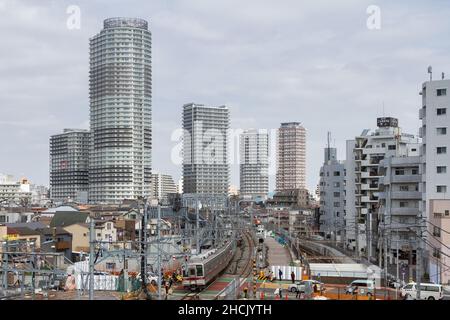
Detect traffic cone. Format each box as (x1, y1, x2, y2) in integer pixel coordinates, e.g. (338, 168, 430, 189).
(260, 291, 265, 300)
(285, 292, 289, 300)
(275, 294, 280, 300)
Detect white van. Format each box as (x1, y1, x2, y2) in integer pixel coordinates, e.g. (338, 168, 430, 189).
(400, 282, 443, 300)
(345, 279, 375, 296)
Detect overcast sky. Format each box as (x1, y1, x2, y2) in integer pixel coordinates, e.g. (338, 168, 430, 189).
(1, 0, 450, 192)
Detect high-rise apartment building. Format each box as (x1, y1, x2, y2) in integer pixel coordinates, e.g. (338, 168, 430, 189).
(150, 173, 177, 204)
(49, 129, 90, 203)
(276, 122, 306, 191)
(89, 18, 152, 204)
(319, 143, 345, 242)
(347, 118, 418, 259)
(419, 78, 450, 284)
(239, 129, 269, 199)
(378, 154, 421, 276)
(182, 103, 230, 199)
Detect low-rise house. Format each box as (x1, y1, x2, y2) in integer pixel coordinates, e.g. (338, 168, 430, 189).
(40, 227, 73, 261)
(115, 219, 136, 242)
(149, 218, 172, 236)
(62, 223, 89, 254)
(95, 220, 117, 244)
(50, 211, 90, 228)
(0, 209, 34, 224)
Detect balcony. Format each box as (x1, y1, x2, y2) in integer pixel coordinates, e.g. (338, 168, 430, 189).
(391, 175, 421, 183)
(391, 207, 421, 216)
(419, 107, 426, 120)
(55, 241, 71, 250)
(390, 191, 422, 200)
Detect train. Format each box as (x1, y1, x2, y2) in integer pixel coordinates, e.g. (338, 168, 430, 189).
(182, 240, 235, 291)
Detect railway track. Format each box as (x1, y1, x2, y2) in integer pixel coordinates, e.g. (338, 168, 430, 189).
(225, 230, 255, 277)
(181, 292, 200, 300)
(239, 231, 255, 278)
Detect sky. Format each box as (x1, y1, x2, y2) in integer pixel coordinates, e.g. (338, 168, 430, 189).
(1, 0, 450, 192)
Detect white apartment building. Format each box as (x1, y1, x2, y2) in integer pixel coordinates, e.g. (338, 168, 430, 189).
(276, 122, 306, 191)
(419, 78, 450, 284)
(378, 154, 421, 275)
(150, 173, 177, 204)
(319, 146, 346, 243)
(0, 174, 32, 207)
(182, 103, 230, 196)
(348, 117, 419, 260)
(89, 18, 152, 204)
(239, 129, 269, 199)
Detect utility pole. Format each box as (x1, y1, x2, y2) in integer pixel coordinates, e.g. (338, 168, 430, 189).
(196, 196, 200, 254)
(89, 217, 95, 300)
(157, 204, 162, 300)
(396, 235, 399, 300)
(415, 216, 422, 300)
(140, 199, 148, 296)
(2, 240, 7, 296)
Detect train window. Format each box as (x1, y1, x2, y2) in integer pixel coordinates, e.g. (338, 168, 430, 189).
(189, 268, 196, 276)
(196, 265, 204, 276)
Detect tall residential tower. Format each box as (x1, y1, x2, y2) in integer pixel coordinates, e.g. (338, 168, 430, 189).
(49, 129, 90, 203)
(239, 129, 269, 199)
(276, 122, 306, 191)
(182, 103, 230, 206)
(89, 18, 152, 204)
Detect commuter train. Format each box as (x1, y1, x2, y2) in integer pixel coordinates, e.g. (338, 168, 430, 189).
(182, 240, 235, 291)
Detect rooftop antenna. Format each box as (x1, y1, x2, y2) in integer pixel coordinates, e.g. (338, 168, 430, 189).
(428, 65, 433, 82)
(382, 101, 385, 117)
(442, 72, 445, 80)
(327, 131, 331, 161)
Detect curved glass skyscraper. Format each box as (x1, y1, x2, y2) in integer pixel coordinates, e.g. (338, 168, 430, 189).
(89, 18, 152, 204)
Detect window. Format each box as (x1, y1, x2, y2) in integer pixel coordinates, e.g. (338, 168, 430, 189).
(334, 192, 340, 197)
(196, 265, 203, 276)
(445, 210, 450, 216)
(395, 169, 405, 175)
(437, 147, 447, 154)
(334, 202, 340, 208)
(106, 262, 116, 270)
(433, 226, 441, 237)
(437, 127, 447, 135)
(400, 186, 409, 191)
(412, 169, 418, 175)
(437, 108, 447, 115)
(403, 284, 413, 290)
(0, 216, 5, 223)
(334, 171, 340, 176)
(388, 145, 396, 150)
(437, 166, 447, 174)
(399, 202, 408, 208)
(334, 182, 340, 188)
(433, 248, 441, 258)
(437, 185, 447, 193)
(437, 88, 447, 96)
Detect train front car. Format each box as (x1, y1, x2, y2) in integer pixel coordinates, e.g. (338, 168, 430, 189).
(182, 241, 234, 291)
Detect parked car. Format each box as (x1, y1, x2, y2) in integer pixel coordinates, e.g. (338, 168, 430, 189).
(387, 278, 404, 289)
(345, 279, 375, 296)
(288, 280, 324, 293)
(136, 272, 158, 286)
(400, 282, 444, 300)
